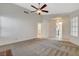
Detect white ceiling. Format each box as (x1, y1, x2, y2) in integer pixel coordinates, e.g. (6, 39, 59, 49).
(15, 3, 79, 15)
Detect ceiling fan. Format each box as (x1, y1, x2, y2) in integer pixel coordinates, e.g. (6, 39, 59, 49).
(24, 3, 48, 15)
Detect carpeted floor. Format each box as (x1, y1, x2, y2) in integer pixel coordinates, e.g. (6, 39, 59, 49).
(0, 38, 79, 56)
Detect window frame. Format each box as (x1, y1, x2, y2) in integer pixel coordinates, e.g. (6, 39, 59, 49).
(71, 16, 78, 37)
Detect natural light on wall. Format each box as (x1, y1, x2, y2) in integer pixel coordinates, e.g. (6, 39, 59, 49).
(37, 22, 42, 38)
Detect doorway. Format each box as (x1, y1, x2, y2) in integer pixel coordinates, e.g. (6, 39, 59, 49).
(56, 20, 63, 40)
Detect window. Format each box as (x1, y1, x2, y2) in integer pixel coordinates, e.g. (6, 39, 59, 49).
(71, 16, 78, 37)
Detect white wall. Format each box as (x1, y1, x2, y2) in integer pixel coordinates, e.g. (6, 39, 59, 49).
(42, 19, 49, 38)
(42, 11, 79, 45)
(41, 15, 56, 39)
(68, 10, 79, 45)
(42, 15, 70, 40)
(0, 3, 79, 46)
(0, 3, 40, 45)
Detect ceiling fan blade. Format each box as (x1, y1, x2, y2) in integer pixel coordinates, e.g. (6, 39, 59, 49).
(40, 4, 47, 9)
(24, 11, 29, 14)
(31, 5, 38, 10)
(31, 11, 36, 13)
(42, 10, 48, 13)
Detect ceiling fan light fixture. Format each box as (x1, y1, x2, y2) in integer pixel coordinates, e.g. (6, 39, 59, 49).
(37, 10, 41, 13)
(36, 10, 42, 15)
(30, 3, 48, 15)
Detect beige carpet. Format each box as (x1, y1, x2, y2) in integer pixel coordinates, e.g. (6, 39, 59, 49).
(0, 38, 79, 56)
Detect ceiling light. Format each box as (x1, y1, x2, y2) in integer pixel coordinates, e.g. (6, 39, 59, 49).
(36, 10, 42, 15)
